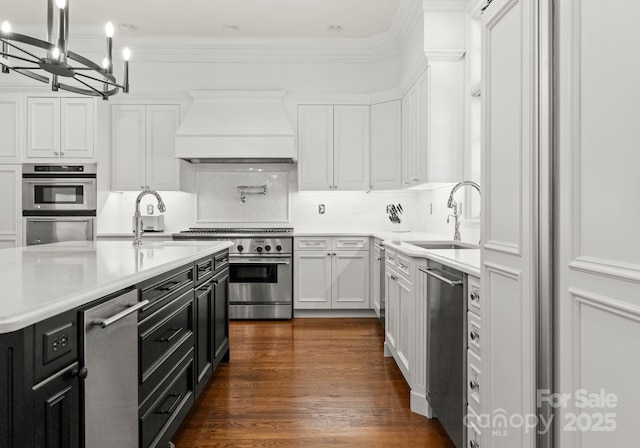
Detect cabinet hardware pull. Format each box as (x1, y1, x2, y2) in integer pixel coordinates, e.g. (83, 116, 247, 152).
(390, 275, 398, 281)
(197, 286, 213, 296)
(469, 380, 480, 391)
(481, 0, 493, 12)
(157, 327, 183, 343)
(155, 393, 183, 415)
(470, 441, 480, 448)
(158, 280, 183, 292)
(92, 300, 149, 328)
(470, 291, 480, 302)
(470, 330, 480, 341)
(72, 366, 89, 380)
(327, 252, 331, 256)
(420, 267, 463, 286)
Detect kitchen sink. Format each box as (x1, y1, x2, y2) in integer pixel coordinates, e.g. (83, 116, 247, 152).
(406, 241, 478, 250)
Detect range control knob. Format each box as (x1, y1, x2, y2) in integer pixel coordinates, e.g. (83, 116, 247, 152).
(256, 246, 263, 253)
(237, 245, 244, 252)
(276, 245, 283, 252)
(265, 245, 272, 252)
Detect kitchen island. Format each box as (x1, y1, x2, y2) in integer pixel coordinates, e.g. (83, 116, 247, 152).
(0, 240, 232, 448)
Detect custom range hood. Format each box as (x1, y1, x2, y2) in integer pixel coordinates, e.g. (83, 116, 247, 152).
(175, 91, 296, 163)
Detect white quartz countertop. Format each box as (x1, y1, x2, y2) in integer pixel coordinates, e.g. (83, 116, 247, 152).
(0, 240, 233, 334)
(293, 229, 480, 276)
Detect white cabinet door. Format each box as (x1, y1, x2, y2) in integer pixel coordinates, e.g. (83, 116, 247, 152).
(481, 1, 537, 447)
(0, 95, 22, 163)
(370, 101, 401, 190)
(396, 275, 413, 381)
(402, 81, 418, 187)
(331, 250, 370, 309)
(27, 98, 60, 158)
(145, 105, 180, 191)
(27, 97, 94, 159)
(333, 105, 370, 191)
(557, 1, 640, 447)
(415, 70, 429, 184)
(385, 269, 399, 355)
(294, 250, 332, 309)
(372, 245, 381, 316)
(60, 98, 94, 158)
(298, 105, 333, 191)
(0, 165, 21, 247)
(111, 105, 146, 191)
(111, 104, 180, 191)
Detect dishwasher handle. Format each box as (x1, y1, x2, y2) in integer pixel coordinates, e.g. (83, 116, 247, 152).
(92, 300, 149, 328)
(419, 267, 463, 287)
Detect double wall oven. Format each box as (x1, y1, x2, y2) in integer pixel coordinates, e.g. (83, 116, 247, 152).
(173, 228, 293, 320)
(22, 163, 97, 246)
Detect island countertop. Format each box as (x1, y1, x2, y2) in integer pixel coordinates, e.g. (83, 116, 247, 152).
(0, 240, 233, 334)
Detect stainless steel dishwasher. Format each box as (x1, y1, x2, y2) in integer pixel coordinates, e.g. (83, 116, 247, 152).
(81, 289, 148, 448)
(421, 261, 466, 448)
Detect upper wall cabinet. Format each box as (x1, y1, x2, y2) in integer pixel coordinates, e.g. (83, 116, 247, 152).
(298, 105, 370, 191)
(27, 97, 95, 159)
(0, 95, 22, 164)
(370, 100, 402, 190)
(402, 71, 428, 187)
(111, 104, 180, 191)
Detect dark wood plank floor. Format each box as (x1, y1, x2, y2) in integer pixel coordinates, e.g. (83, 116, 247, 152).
(172, 318, 455, 447)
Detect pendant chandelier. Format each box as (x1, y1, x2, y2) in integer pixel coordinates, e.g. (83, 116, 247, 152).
(0, 0, 130, 99)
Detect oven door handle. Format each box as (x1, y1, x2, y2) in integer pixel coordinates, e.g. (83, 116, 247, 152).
(229, 258, 291, 265)
(22, 179, 95, 184)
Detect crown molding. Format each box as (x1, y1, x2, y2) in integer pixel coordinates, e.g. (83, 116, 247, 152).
(389, 0, 425, 51)
(466, 0, 486, 16)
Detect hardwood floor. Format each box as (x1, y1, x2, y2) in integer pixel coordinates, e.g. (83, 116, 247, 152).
(172, 318, 455, 447)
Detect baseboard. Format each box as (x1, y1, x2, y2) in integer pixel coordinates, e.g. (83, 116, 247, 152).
(410, 391, 433, 418)
(293, 309, 378, 318)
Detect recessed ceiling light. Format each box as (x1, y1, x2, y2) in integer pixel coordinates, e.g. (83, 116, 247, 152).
(326, 25, 343, 32)
(223, 25, 240, 32)
(119, 23, 138, 32)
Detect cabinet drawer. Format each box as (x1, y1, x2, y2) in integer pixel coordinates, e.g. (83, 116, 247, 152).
(140, 267, 194, 321)
(385, 250, 396, 266)
(468, 311, 481, 357)
(139, 290, 194, 384)
(296, 237, 331, 250)
(468, 275, 481, 315)
(140, 350, 194, 448)
(213, 250, 229, 273)
(395, 254, 412, 279)
(33, 309, 78, 383)
(195, 256, 213, 285)
(466, 405, 482, 448)
(333, 237, 369, 250)
(467, 349, 482, 409)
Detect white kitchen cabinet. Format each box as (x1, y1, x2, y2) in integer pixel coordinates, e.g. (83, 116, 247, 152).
(370, 101, 402, 190)
(111, 104, 180, 191)
(402, 71, 428, 187)
(298, 105, 370, 191)
(294, 236, 370, 310)
(0, 95, 22, 163)
(0, 165, 21, 248)
(27, 97, 94, 159)
(466, 275, 482, 448)
(371, 240, 382, 316)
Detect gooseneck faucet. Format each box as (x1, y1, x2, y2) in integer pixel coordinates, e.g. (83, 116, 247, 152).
(133, 186, 166, 246)
(446, 181, 481, 242)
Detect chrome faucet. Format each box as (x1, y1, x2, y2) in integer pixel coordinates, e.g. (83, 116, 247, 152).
(446, 181, 481, 242)
(133, 186, 166, 246)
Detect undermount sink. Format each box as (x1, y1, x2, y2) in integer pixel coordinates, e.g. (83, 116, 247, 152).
(406, 241, 479, 250)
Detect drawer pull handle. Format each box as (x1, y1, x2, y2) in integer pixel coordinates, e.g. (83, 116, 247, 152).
(470, 441, 480, 448)
(155, 393, 183, 415)
(390, 275, 398, 281)
(92, 300, 149, 328)
(158, 280, 183, 292)
(469, 380, 480, 391)
(197, 286, 213, 296)
(470, 291, 480, 302)
(157, 327, 183, 343)
(470, 330, 480, 341)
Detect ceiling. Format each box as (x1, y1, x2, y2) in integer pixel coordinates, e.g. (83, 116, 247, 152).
(3, 0, 404, 38)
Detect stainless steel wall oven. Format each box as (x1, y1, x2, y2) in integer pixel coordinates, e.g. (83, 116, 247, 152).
(22, 163, 97, 246)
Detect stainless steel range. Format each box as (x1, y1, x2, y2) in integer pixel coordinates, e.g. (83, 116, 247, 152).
(173, 228, 293, 320)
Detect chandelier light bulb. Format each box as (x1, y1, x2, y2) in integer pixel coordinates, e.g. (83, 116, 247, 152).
(52, 47, 60, 59)
(105, 22, 114, 38)
(122, 47, 131, 61)
(1, 21, 10, 34)
(102, 57, 110, 69)
(56, 0, 66, 10)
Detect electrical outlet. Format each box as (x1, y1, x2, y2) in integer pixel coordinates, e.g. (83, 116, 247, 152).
(319, 204, 325, 214)
(147, 204, 154, 215)
(43, 323, 73, 364)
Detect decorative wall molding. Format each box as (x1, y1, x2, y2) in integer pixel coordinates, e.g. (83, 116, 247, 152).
(425, 50, 467, 62)
(570, 257, 640, 284)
